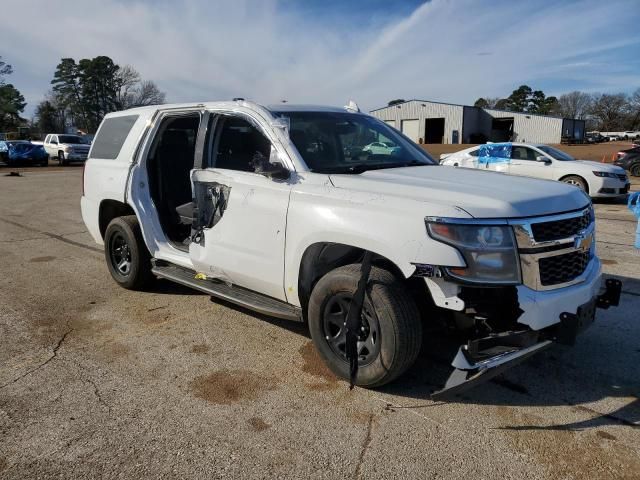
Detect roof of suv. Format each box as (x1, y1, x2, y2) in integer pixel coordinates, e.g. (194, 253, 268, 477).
(104, 101, 353, 117)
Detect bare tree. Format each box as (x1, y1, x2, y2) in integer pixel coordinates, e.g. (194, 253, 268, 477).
(0, 56, 12, 85)
(115, 65, 165, 108)
(115, 65, 141, 109)
(628, 88, 640, 130)
(129, 80, 166, 107)
(556, 91, 592, 119)
(589, 93, 629, 130)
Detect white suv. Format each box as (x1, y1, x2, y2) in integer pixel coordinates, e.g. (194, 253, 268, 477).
(81, 100, 621, 398)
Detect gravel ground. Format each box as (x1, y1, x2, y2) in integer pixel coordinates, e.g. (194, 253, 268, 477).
(0, 167, 638, 479)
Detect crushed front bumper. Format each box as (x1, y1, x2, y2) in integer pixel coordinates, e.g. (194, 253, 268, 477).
(431, 278, 622, 400)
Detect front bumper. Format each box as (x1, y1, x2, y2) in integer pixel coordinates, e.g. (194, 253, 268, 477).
(431, 277, 622, 400)
(591, 176, 630, 197)
(65, 152, 88, 162)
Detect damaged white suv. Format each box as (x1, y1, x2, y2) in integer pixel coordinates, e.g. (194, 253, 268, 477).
(81, 100, 621, 398)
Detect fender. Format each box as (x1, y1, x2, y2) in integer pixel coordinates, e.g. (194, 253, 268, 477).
(283, 176, 467, 306)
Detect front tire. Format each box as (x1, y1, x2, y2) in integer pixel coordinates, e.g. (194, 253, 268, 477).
(104, 216, 153, 290)
(562, 175, 587, 192)
(58, 151, 67, 166)
(308, 264, 422, 387)
(631, 164, 640, 177)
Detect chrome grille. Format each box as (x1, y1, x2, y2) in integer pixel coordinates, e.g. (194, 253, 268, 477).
(509, 206, 595, 291)
(530, 210, 590, 242)
(539, 251, 590, 286)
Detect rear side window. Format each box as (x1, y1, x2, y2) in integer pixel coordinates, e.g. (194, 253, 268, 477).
(90, 115, 139, 159)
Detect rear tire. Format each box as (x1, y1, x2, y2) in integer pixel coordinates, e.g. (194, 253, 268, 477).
(561, 175, 587, 192)
(631, 164, 640, 177)
(308, 264, 422, 387)
(104, 215, 153, 290)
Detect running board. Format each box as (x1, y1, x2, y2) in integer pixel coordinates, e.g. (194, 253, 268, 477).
(151, 261, 303, 322)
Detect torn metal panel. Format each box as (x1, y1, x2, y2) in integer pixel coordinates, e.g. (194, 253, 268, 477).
(191, 182, 231, 245)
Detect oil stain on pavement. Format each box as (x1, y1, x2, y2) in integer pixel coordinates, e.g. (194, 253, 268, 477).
(189, 369, 278, 404)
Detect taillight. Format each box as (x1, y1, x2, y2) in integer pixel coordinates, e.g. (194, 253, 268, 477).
(617, 152, 626, 159)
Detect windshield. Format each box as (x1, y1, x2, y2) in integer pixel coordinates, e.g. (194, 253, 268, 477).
(537, 145, 575, 161)
(58, 135, 87, 144)
(276, 111, 436, 173)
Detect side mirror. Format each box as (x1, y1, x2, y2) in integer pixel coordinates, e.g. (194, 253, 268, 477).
(537, 155, 551, 163)
(51, 140, 58, 145)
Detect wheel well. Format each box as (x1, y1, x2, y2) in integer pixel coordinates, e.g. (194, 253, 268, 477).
(99, 200, 136, 239)
(559, 174, 589, 193)
(297, 243, 406, 319)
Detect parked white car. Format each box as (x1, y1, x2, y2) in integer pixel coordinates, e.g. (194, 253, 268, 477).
(81, 101, 621, 398)
(43, 134, 91, 165)
(440, 142, 630, 198)
(362, 141, 401, 155)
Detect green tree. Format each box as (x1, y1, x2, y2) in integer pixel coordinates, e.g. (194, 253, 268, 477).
(50, 56, 166, 132)
(506, 85, 532, 112)
(35, 100, 64, 134)
(78, 56, 120, 131)
(0, 83, 26, 130)
(494, 98, 511, 110)
(529, 90, 558, 115)
(51, 58, 85, 129)
(474, 98, 489, 108)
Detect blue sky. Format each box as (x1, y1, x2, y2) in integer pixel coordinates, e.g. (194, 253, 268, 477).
(1, 0, 639, 117)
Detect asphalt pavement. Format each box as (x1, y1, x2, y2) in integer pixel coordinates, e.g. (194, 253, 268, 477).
(0, 167, 638, 479)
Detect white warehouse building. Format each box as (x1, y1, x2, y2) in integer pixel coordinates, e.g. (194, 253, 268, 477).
(370, 99, 585, 145)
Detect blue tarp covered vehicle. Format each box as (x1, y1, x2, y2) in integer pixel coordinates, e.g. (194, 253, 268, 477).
(0, 141, 48, 167)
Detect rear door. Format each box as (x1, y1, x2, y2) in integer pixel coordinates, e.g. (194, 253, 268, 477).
(508, 146, 553, 179)
(189, 112, 292, 301)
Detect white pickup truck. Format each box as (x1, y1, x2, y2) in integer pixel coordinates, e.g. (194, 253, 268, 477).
(43, 133, 91, 165)
(81, 100, 621, 398)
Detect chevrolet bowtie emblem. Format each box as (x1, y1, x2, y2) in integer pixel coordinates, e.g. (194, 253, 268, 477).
(574, 231, 593, 252)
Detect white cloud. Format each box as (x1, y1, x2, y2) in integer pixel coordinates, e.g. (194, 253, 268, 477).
(1, 0, 639, 117)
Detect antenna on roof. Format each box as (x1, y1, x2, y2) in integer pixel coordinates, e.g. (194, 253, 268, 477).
(344, 100, 360, 113)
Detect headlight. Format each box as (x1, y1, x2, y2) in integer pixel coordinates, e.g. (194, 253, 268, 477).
(426, 221, 520, 284)
(592, 171, 618, 178)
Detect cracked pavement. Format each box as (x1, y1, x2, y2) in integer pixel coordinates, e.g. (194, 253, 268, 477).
(0, 168, 639, 479)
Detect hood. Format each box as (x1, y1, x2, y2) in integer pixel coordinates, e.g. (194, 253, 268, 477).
(569, 160, 626, 174)
(329, 165, 589, 219)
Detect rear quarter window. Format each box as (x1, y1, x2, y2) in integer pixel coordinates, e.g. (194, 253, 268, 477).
(90, 115, 139, 159)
